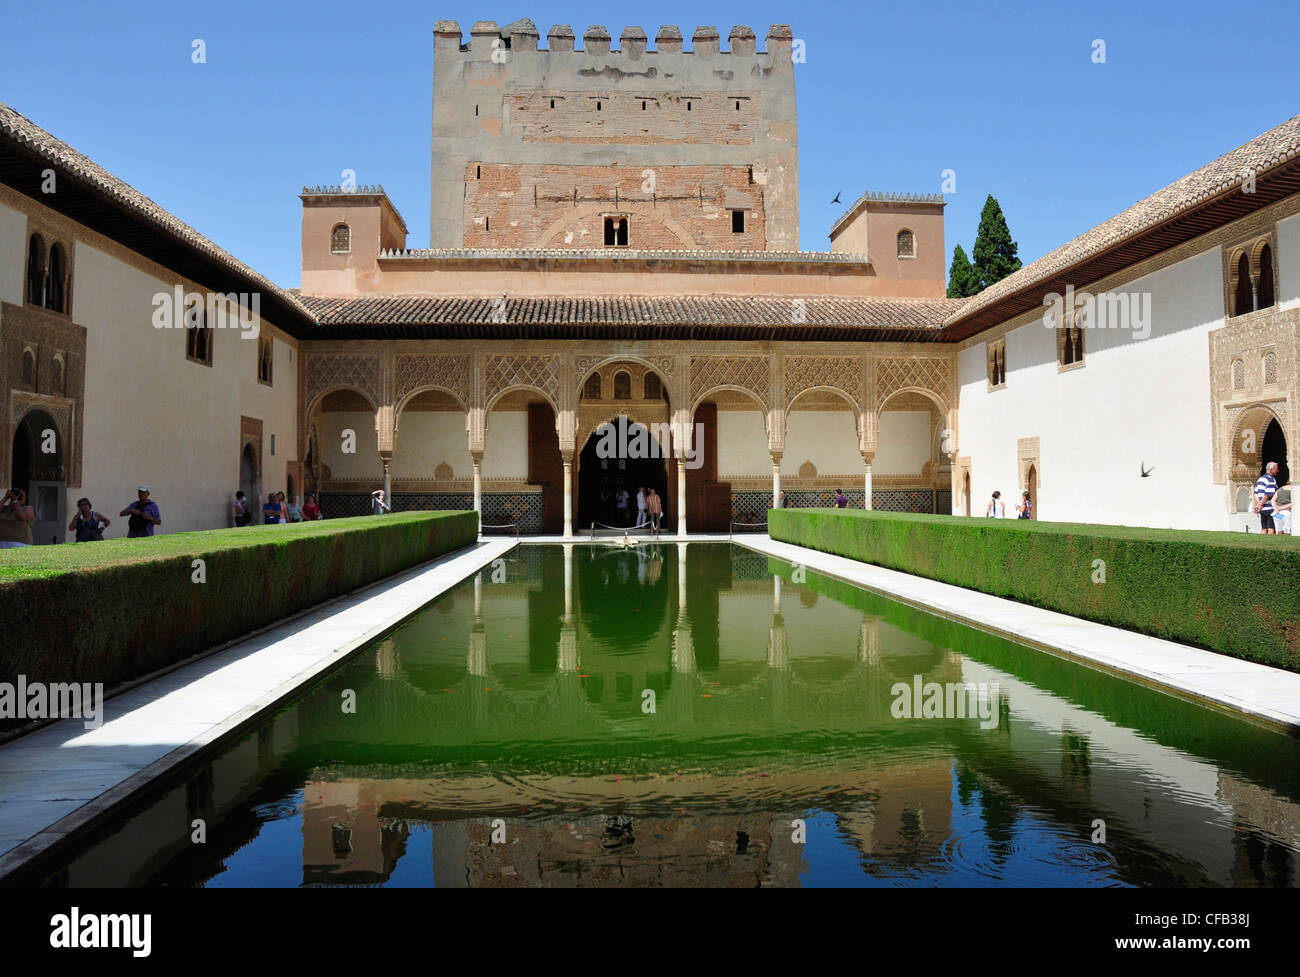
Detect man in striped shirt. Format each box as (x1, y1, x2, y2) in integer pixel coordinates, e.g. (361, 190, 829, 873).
(1254, 462, 1280, 534)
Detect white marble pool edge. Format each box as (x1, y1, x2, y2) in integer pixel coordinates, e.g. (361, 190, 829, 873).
(727, 534, 1300, 735)
(0, 537, 515, 880)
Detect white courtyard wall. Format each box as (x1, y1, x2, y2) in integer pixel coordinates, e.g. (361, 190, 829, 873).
(956, 250, 1226, 530)
(73, 244, 300, 536)
(0, 202, 26, 304)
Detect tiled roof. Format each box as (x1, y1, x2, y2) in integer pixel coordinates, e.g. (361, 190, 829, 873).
(297, 293, 963, 339)
(947, 112, 1300, 328)
(0, 101, 314, 329)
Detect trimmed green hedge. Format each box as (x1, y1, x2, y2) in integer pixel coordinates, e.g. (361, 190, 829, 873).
(0, 511, 479, 688)
(769, 508, 1300, 670)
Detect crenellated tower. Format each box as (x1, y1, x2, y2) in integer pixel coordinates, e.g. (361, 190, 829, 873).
(430, 19, 799, 251)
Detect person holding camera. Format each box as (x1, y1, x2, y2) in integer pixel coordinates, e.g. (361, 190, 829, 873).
(119, 486, 162, 538)
(68, 498, 110, 541)
(0, 487, 36, 548)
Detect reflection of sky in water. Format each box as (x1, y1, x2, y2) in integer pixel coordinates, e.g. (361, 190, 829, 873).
(25, 544, 1300, 888)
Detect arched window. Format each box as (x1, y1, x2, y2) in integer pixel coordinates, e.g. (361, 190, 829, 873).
(26, 235, 46, 306)
(187, 308, 213, 365)
(257, 337, 273, 384)
(45, 243, 66, 313)
(1234, 252, 1253, 316)
(21, 348, 36, 386)
(582, 372, 602, 399)
(52, 355, 65, 394)
(897, 229, 915, 259)
(1232, 358, 1245, 390)
(1257, 244, 1275, 310)
(643, 372, 663, 399)
(331, 223, 350, 253)
(613, 371, 632, 399)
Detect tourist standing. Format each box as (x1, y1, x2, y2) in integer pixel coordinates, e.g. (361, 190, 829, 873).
(287, 494, 303, 522)
(1016, 490, 1034, 520)
(616, 484, 630, 525)
(1272, 481, 1292, 535)
(262, 493, 280, 524)
(275, 491, 288, 524)
(834, 489, 849, 509)
(1253, 461, 1280, 534)
(68, 498, 110, 541)
(635, 487, 647, 528)
(233, 490, 250, 527)
(0, 487, 36, 548)
(646, 487, 663, 534)
(302, 493, 322, 521)
(778, 490, 789, 508)
(120, 486, 161, 537)
(372, 489, 391, 515)
(986, 491, 1005, 518)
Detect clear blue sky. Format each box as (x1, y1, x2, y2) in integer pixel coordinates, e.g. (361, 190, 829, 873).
(4, 0, 1298, 288)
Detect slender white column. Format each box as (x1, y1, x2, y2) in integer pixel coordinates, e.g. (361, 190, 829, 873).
(382, 457, 392, 503)
(562, 459, 573, 538)
(863, 460, 873, 510)
(676, 462, 687, 537)
(771, 452, 781, 511)
(472, 452, 483, 521)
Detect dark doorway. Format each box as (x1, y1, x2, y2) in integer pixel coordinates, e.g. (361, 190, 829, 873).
(1027, 464, 1038, 520)
(577, 417, 668, 531)
(11, 409, 65, 544)
(527, 402, 563, 533)
(240, 444, 259, 517)
(1262, 419, 1289, 485)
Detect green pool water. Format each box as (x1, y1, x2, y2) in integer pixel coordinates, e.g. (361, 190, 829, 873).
(23, 543, 1300, 887)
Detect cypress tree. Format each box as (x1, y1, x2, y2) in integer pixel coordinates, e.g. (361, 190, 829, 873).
(946, 244, 979, 298)
(971, 194, 1022, 289)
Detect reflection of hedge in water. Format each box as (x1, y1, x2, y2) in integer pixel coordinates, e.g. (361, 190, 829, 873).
(766, 553, 1300, 800)
(0, 511, 478, 690)
(770, 508, 1300, 670)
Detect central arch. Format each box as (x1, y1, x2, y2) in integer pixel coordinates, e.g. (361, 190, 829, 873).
(576, 416, 671, 530)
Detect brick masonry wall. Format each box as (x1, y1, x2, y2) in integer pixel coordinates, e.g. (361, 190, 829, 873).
(464, 162, 766, 249)
(505, 92, 761, 145)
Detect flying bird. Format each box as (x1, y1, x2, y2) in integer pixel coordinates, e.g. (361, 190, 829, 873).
(1140, 462, 1154, 477)
(831, 191, 842, 205)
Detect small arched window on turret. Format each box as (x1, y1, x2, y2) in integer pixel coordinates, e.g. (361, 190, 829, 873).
(613, 371, 632, 399)
(897, 229, 915, 259)
(643, 372, 663, 400)
(583, 372, 602, 399)
(331, 223, 351, 254)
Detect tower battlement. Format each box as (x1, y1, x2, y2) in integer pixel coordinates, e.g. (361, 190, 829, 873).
(431, 20, 793, 58)
(429, 18, 799, 251)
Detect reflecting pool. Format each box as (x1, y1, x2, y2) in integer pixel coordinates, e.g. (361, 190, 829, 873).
(22, 543, 1300, 887)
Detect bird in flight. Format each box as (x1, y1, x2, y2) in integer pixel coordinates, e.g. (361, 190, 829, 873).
(1140, 462, 1154, 477)
(831, 191, 842, 205)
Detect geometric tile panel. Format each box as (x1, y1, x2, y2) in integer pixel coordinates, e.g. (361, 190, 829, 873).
(317, 492, 543, 533)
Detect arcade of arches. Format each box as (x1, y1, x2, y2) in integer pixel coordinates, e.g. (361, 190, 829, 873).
(301, 342, 959, 534)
